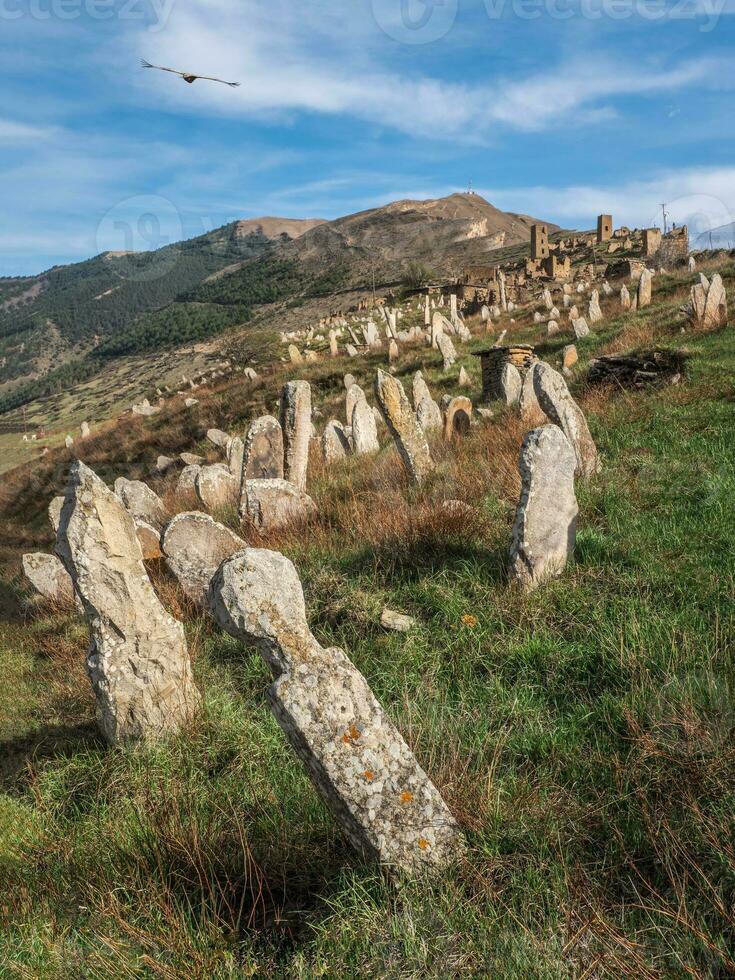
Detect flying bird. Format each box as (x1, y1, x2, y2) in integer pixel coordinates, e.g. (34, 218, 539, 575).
(141, 59, 240, 87)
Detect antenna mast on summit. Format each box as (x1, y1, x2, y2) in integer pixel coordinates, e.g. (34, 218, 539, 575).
(467, 178, 473, 195)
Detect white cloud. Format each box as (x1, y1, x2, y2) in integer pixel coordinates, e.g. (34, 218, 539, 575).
(127, 0, 733, 139)
(482, 166, 735, 233)
(0, 119, 59, 144)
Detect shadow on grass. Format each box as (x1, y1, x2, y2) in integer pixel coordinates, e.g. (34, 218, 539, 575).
(0, 578, 27, 624)
(335, 537, 507, 588)
(0, 721, 101, 792)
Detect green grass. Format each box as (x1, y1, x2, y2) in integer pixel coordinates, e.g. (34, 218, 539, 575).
(1, 260, 734, 977)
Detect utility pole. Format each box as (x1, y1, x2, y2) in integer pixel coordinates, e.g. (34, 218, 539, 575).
(660, 202, 669, 234)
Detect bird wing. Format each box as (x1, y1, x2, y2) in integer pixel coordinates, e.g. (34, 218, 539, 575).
(192, 74, 241, 87)
(140, 59, 186, 78)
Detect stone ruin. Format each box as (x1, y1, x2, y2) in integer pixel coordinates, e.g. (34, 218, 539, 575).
(596, 214, 612, 244)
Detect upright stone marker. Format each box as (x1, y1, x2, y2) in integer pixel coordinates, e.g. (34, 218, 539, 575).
(637, 269, 652, 308)
(352, 397, 380, 454)
(280, 380, 311, 491)
(374, 370, 434, 485)
(57, 461, 199, 744)
(509, 425, 578, 590)
(243, 416, 284, 481)
(210, 548, 462, 874)
(532, 362, 600, 478)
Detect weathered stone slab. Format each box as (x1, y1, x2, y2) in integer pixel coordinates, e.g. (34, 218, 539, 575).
(114, 478, 168, 531)
(416, 396, 443, 432)
(687, 272, 727, 330)
(637, 269, 652, 308)
(374, 370, 434, 485)
(437, 332, 457, 370)
(56, 461, 199, 743)
(227, 437, 244, 479)
(380, 608, 416, 632)
(195, 464, 239, 512)
(532, 362, 600, 478)
(240, 479, 317, 532)
(572, 317, 590, 339)
(443, 396, 472, 440)
(243, 416, 284, 482)
(509, 425, 578, 590)
(175, 464, 201, 503)
(209, 548, 462, 873)
(519, 368, 541, 420)
(135, 520, 163, 560)
(162, 511, 245, 607)
(49, 495, 65, 534)
(352, 397, 380, 454)
(280, 380, 311, 491)
(22, 552, 76, 605)
(322, 420, 351, 463)
(587, 290, 603, 324)
(620, 284, 631, 310)
(499, 362, 522, 406)
(206, 428, 231, 449)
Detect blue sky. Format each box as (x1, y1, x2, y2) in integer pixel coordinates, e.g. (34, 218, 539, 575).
(1, 0, 734, 275)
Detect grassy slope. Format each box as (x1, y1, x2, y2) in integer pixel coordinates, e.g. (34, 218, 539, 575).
(0, 258, 734, 978)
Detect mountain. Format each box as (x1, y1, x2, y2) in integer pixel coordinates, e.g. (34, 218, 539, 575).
(0, 195, 552, 414)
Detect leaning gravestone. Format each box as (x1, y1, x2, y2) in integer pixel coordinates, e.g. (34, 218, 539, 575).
(437, 332, 457, 370)
(243, 416, 284, 481)
(374, 370, 434, 485)
(532, 362, 600, 478)
(114, 477, 168, 531)
(175, 464, 201, 504)
(210, 548, 463, 874)
(345, 383, 366, 425)
(162, 511, 245, 607)
(509, 425, 578, 590)
(280, 380, 311, 491)
(57, 461, 199, 743)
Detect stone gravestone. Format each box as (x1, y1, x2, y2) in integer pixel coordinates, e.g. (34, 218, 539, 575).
(532, 362, 600, 478)
(322, 420, 351, 463)
(56, 461, 199, 744)
(374, 370, 434, 485)
(437, 332, 457, 370)
(280, 381, 312, 491)
(162, 511, 245, 608)
(209, 547, 463, 874)
(352, 397, 380, 455)
(243, 416, 284, 481)
(687, 273, 727, 330)
(509, 425, 578, 590)
(637, 269, 652, 308)
(114, 478, 168, 531)
(196, 464, 239, 512)
(443, 396, 472, 441)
